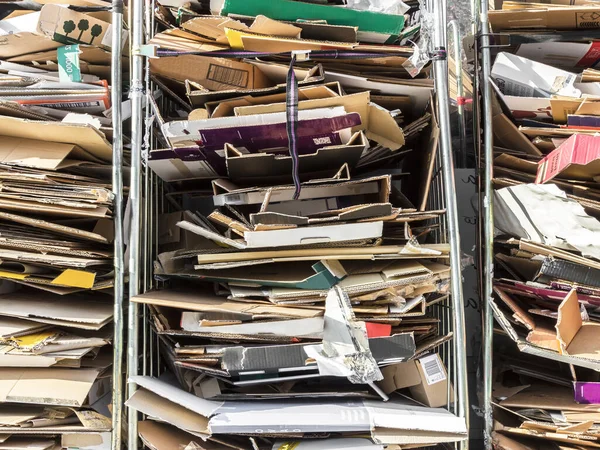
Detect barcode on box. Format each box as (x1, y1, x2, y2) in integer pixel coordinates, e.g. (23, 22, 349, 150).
(207, 64, 249, 88)
(36, 101, 103, 109)
(224, 194, 242, 203)
(419, 354, 446, 385)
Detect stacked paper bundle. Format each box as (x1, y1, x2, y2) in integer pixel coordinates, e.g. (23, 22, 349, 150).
(0, 1, 121, 448)
(125, 0, 468, 448)
(484, 6, 600, 448)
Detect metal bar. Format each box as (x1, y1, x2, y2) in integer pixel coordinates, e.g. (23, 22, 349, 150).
(480, 0, 495, 444)
(110, 0, 124, 447)
(447, 20, 467, 167)
(431, 0, 470, 445)
(127, 0, 145, 443)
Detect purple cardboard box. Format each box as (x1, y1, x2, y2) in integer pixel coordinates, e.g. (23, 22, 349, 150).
(574, 382, 600, 404)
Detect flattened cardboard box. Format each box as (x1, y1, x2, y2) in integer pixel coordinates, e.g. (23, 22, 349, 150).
(179, 219, 384, 249)
(233, 91, 405, 150)
(0, 136, 104, 171)
(151, 54, 272, 92)
(0, 368, 99, 407)
(0, 291, 113, 330)
(224, 132, 367, 185)
(212, 174, 390, 207)
(0, 116, 112, 162)
(127, 376, 467, 442)
(489, 6, 600, 30)
(132, 289, 323, 319)
(37, 4, 127, 50)
(185, 63, 325, 108)
(204, 81, 342, 118)
(188, 261, 341, 290)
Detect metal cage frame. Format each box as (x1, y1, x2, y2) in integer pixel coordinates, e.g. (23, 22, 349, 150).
(121, 0, 473, 446)
(474, 0, 600, 447)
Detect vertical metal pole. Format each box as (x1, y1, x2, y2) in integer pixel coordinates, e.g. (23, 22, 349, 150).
(480, 0, 495, 445)
(128, 0, 144, 444)
(110, 1, 124, 448)
(448, 20, 467, 167)
(432, 0, 470, 445)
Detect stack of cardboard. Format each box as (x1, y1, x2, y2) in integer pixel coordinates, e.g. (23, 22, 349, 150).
(486, 3, 600, 448)
(0, 1, 121, 448)
(125, 0, 468, 448)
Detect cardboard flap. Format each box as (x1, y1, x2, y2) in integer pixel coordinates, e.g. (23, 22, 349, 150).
(366, 103, 405, 150)
(556, 289, 582, 353)
(126, 389, 211, 436)
(249, 15, 301, 38)
(181, 15, 248, 44)
(0, 116, 112, 162)
(493, 114, 542, 156)
(130, 376, 222, 418)
(138, 421, 205, 450)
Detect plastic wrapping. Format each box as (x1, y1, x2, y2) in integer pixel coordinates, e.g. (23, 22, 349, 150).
(403, 0, 434, 77)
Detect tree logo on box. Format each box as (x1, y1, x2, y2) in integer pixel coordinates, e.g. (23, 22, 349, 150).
(54, 19, 103, 45)
(63, 20, 76, 36)
(77, 19, 89, 40)
(90, 24, 102, 43)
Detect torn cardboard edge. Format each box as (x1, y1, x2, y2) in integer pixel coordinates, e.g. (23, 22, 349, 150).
(491, 285, 600, 371)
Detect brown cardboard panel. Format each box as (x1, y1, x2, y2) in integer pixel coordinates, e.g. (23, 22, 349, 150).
(138, 420, 214, 450)
(494, 286, 537, 330)
(151, 55, 272, 92)
(0, 33, 60, 59)
(0, 137, 104, 171)
(489, 6, 600, 31)
(500, 384, 600, 412)
(494, 114, 542, 156)
(206, 82, 340, 118)
(0, 291, 113, 330)
(126, 389, 210, 437)
(495, 154, 539, 175)
(213, 172, 390, 206)
(186, 63, 324, 108)
(149, 31, 227, 52)
(492, 432, 542, 450)
(557, 289, 600, 360)
(502, 426, 600, 448)
(132, 289, 323, 319)
(193, 243, 450, 265)
(226, 28, 357, 52)
(0, 368, 99, 407)
(0, 212, 110, 244)
(249, 15, 301, 38)
(182, 15, 248, 44)
(0, 116, 111, 163)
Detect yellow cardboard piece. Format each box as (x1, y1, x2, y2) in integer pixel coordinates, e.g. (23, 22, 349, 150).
(6, 330, 58, 350)
(51, 269, 96, 289)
